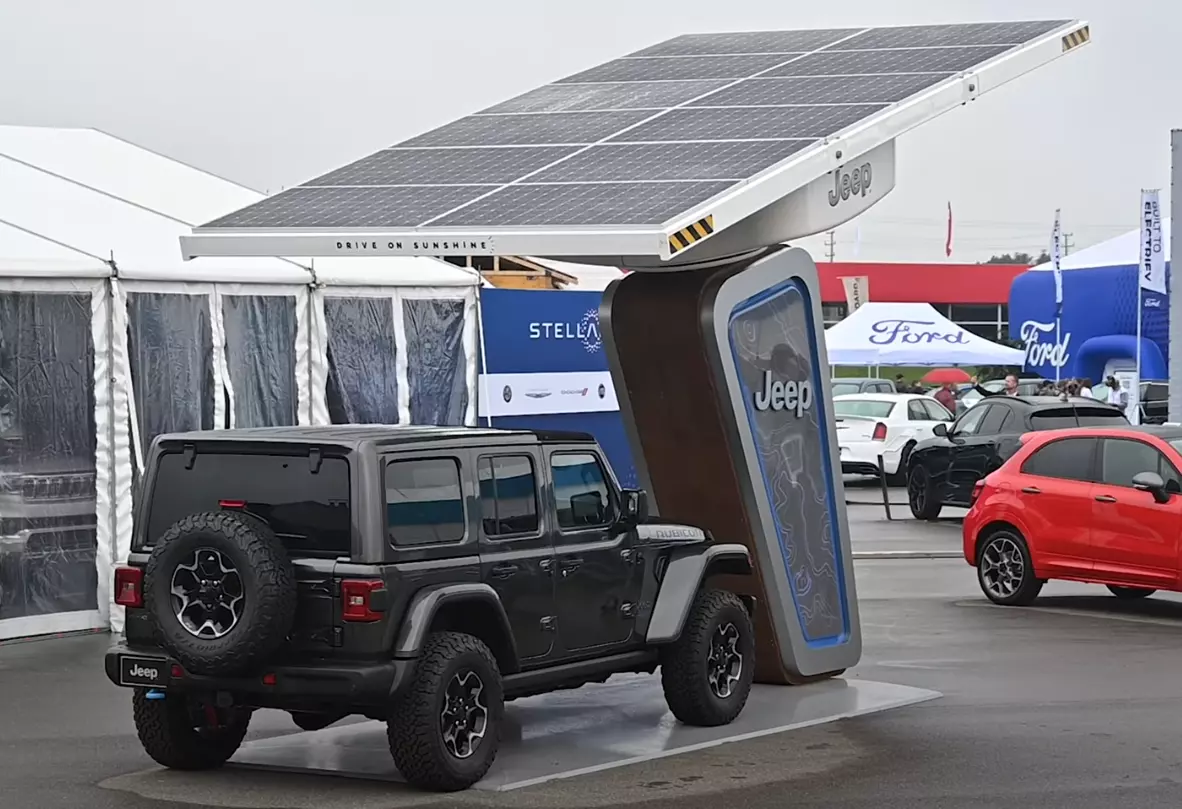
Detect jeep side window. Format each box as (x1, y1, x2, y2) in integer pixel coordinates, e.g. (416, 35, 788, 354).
(551, 452, 614, 529)
(478, 455, 540, 537)
(385, 457, 466, 546)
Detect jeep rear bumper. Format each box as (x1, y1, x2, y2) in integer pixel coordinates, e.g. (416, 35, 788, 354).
(104, 642, 413, 713)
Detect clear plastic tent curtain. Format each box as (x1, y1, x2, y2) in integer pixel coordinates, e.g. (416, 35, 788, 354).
(403, 297, 468, 425)
(222, 294, 298, 428)
(126, 291, 216, 462)
(0, 287, 100, 631)
(323, 296, 400, 424)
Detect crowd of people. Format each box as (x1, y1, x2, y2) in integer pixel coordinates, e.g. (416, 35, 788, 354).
(893, 372, 1133, 415)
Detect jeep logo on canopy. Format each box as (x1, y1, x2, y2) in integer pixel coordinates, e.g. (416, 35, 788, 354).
(828, 163, 872, 207)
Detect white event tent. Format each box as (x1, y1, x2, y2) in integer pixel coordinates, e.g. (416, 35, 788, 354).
(0, 125, 480, 641)
(825, 302, 1025, 366)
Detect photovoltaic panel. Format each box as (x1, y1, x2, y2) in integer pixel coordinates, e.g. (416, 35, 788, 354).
(610, 105, 888, 142)
(763, 45, 1014, 77)
(555, 54, 800, 84)
(306, 146, 581, 186)
(187, 18, 1089, 257)
(838, 20, 1067, 49)
(202, 186, 499, 229)
(627, 29, 861, 57)
(480, 80, 732, 114)
(401, 110, 653, 148)
(687, 74, 953, 106)
(428, 182, 735, 227)
(528, 140, 814, 183)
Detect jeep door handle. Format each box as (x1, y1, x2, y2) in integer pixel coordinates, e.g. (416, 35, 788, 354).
(559, 558, 583, 577)
(1094, 494, 1118, 503)
(490, 563, 519, 579)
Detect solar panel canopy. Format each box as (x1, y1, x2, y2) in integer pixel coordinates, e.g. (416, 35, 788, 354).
(181, 19, 1091, 266)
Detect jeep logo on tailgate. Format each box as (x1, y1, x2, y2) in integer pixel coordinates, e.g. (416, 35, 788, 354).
(128, 663, 159, 680)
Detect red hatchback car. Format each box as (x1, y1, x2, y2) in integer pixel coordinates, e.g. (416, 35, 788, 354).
(963, 426, 1182, 606)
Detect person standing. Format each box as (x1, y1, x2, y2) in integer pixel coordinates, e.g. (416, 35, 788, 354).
(971, 373, 1020, 397)
(1078, 377, 1094, 399)
(1105, 375, 1127, 413)
(934, 381, 957, 413)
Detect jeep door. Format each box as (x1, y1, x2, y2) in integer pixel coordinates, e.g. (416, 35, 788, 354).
(475, 450, 556, 661)
(546, 448, 641, 653)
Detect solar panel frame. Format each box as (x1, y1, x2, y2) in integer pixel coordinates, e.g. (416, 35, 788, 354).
(182, 19, 1091, 264)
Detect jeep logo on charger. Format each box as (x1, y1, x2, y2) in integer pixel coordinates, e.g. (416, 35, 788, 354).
(828, 162, 872, 207)
(753, 371, 813, 417)
(129, 664, 159, 680)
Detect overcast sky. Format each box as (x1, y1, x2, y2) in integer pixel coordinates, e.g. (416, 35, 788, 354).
(0, 0, 1171, 264)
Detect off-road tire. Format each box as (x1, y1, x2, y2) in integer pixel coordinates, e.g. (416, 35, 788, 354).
(144, 511, 297, 676)
(132, 689, 251, 770)
(1107, 585, 1156, 600)
(908, 464, 943, 520)
(660, 589, 755, 727)
(388, 632, 503, 792)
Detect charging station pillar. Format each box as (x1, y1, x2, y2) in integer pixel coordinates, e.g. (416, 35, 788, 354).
(602, 246, 861, 684)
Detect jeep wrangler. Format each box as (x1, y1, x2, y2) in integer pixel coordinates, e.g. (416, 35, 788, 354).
(105, 425, 755, 791)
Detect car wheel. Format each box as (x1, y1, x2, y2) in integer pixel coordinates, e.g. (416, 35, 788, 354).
(887, 442, 916, 486)
(143, 511, 297, 676)
(660, 589, 755, 727)
(388, 632, 503, 792)
(976, 529, 1043, 606)
(907, 464, 942, 520)
(1107, 585, 1156, 600)
(132, 688, 251, 770)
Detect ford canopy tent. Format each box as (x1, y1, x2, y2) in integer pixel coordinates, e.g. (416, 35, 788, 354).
(1009, 221, 1171, 382)
(825, 301, 1025, 366)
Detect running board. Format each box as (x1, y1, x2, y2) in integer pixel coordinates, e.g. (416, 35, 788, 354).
(504, 650, 659, 699)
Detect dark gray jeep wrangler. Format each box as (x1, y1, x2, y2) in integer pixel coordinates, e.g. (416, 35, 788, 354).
(105, 425, 755, 791)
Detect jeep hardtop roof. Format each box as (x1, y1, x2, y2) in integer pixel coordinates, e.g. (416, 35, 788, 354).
(150, 424, 597, 453)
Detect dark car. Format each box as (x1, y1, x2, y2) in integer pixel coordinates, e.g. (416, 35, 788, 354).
(831, 378, 896, 396)
(105, 426, 755, 791)
(905, 396, 1129, 520)
(1139, 381, 1168, 425)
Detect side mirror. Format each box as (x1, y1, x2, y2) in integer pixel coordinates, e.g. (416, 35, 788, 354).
(618, 488, 649, 527)
(1132, 471, 1170, 504)
(932, 423, 948, 437)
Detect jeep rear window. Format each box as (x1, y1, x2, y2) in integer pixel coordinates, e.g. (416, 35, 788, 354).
(145, 450, 351, 557)
(1030, 408, 1129, 430)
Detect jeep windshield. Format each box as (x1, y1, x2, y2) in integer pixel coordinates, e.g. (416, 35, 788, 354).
(144, 448, 351, 557)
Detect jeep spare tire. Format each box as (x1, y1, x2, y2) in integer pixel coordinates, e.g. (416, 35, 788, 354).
(144, 511, 297, 676)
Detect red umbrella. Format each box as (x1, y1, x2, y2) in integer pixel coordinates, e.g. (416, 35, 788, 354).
(921, 368, 972, 385)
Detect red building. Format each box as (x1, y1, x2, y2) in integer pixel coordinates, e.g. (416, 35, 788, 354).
(816, 262, 1027, 341)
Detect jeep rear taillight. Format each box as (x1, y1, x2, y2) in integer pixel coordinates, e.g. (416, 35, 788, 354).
(114, 566, 143, 608)
(341, 579, 386, 622)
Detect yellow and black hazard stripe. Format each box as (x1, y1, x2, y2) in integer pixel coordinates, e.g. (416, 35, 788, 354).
(1061, 25, 1090, 52)
(668, 215, 715, 254)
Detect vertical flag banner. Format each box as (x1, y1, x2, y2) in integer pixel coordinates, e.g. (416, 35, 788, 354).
(841, 275, 870, 312)
(1050, 209, 1063, 383)
(944, 202, 953, 257)
(1131, 188, 1165, 425)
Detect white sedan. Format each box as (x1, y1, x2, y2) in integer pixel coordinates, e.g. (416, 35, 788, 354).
(833, 393, 955, 482)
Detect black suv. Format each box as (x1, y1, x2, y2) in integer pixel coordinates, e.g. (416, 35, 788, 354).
(104, 426, 755, 791)
(906, 396, 1128, 519)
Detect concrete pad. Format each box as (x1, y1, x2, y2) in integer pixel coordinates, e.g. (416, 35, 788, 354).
(227, 675, 937, 792)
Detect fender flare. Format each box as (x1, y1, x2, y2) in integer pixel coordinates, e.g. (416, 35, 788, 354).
(645, 543, 752, 644)
(392, 583, 519, 670)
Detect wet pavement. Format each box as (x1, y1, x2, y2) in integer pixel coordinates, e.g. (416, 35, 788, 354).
(5, 513, 1182, 808)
